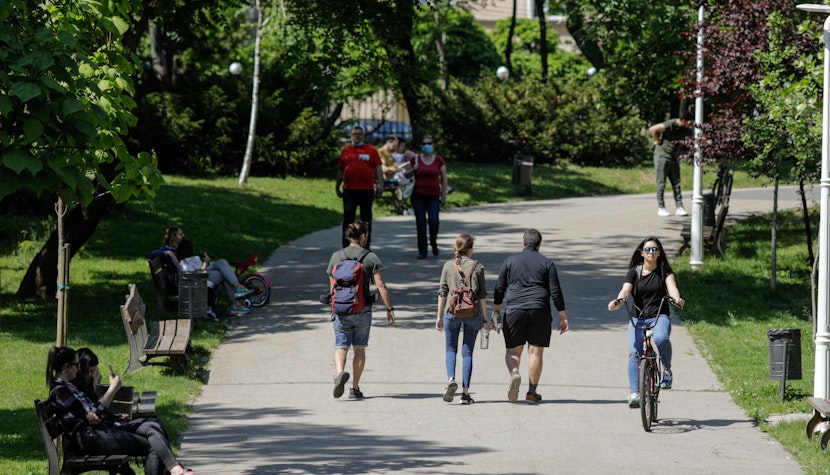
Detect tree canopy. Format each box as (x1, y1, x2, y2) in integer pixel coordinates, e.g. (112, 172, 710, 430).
(0, 0, 162, 206)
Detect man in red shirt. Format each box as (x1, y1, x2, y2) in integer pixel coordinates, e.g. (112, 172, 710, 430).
(335, 126, 384, 248)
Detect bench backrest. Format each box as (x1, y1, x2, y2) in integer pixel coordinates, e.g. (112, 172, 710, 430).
(34, 399, 62, 475)
(149, 256, 177, 314)
(121, 283, 146, 335)
(121, 284, 149, 374)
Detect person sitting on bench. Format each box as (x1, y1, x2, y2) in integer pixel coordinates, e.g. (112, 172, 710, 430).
(149, 226, 253, 317)
(74, 347, 122, 408)
(46, 346, 196, 475)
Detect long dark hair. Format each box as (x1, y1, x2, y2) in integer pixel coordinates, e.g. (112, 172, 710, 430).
(178, 237, 195, 259)
(76, 348, 99, 400)
(46, 346, 76, 389)
(163, 226, 181, 247)
(628, 236, 670, 269)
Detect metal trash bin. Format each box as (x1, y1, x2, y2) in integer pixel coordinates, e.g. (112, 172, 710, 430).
(512, 155, 533, 195)
(178, 272, 208, 319)
(767, 328, 802, 401)
(703, 192, 715, 226)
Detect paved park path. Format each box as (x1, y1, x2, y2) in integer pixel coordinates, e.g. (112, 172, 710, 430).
(179, 186, 813, 474)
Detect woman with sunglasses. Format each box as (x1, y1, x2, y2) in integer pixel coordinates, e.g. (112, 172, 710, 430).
(406, 135, 448, 259)
(46, 346, 196, 475)
(607, 237, 684, 408)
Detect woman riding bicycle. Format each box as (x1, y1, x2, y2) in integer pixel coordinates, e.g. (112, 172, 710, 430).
(607, 237, 684, 408)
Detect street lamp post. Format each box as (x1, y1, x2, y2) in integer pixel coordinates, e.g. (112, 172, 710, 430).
(690, 4, 705, 269)
(797, 3, 830, 399)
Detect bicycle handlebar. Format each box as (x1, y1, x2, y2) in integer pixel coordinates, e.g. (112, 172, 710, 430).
(614, 295, 679, 328)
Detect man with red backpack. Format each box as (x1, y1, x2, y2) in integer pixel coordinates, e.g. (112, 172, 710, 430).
(326, 221, 396, 399)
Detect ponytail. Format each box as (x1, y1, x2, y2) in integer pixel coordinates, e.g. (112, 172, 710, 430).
(454, 234, 475, 266)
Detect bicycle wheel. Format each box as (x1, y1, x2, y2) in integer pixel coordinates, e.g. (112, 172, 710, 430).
(651, 364, 660, 423)
(639, 358, 654, 432)
(243, 274, 271, 307)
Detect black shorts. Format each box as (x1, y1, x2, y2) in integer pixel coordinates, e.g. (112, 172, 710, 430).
(503, 308, 552, 348)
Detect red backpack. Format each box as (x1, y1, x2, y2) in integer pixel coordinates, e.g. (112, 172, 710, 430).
(331, 249, 370, 316)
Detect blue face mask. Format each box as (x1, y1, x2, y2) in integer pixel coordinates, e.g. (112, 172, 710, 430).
(351, 141, 364, 147)
(422, 144, 433, 154)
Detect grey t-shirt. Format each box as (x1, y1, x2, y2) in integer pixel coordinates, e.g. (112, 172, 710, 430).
(326, 246, 384, 282)
(653, 119, 692, 160)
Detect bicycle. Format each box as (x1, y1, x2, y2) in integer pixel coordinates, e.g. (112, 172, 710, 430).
(230, 253, 271, 308)
(612, 295, 676, 432)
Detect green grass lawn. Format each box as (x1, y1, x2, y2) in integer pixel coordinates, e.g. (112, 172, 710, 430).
(0, 161, 791, 473)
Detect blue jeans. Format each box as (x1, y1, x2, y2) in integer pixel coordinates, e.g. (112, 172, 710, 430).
(627, 315, 672, 393)
(410, 191, 440, 256)
(342, 189, 375, 247)
(444, 313, 482, 389)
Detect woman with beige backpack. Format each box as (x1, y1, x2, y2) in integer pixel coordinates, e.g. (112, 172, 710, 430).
(435, 234, 490, 404)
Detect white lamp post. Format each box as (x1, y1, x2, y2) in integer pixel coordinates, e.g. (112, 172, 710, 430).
(690, 4, 705, 269)
(797, 3, 830, 399)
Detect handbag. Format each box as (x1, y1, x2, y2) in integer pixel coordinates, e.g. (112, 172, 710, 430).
(447, 261, 478, 318)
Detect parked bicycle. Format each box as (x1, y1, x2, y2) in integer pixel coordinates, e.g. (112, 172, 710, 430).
(612, 295, 677, 432)
(230, 253, 271, 308)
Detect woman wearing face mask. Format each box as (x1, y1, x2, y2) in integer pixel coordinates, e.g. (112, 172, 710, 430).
(406, 135, 448, 259)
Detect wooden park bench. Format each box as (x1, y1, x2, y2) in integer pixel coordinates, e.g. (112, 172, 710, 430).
(35, 399, 134, 475)
(806, 397, 830, 450)
(677, 169, 733, 258)
(148, 256, 178, 314)
(94, 384, 157, 420)
(120, 283, 191, 375)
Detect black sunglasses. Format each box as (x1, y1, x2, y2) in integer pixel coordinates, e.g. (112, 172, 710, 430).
(642, 247, 660, 253)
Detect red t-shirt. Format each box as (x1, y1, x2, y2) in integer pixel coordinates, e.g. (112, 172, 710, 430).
(339, 144, 381, 190)
(410, 154, 445, 196)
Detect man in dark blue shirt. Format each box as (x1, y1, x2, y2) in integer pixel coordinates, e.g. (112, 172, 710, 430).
(493, 229, 569, 403)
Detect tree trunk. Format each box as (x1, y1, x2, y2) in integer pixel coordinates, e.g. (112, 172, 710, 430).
(505, 0, 516, 74)
(238, 0, 264, 186)
(770, 177, 778, 292)
(150, 24, 178, 88)
(434, 7, 448, 91)
(15, 193, 114, 299)
(565, 3, 605, 71)
(800, 179, 815, 266)
(373, 1, 427, 139)
(535, 0, 548, 80)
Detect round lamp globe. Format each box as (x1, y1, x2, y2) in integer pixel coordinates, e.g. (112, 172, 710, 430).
(229, 62, 243, 76)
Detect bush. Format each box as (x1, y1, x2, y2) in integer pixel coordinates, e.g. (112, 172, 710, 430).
(421, 74, 649, 167)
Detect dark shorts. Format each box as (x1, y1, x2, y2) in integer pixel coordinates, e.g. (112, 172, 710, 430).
(503, 307, 552, 348)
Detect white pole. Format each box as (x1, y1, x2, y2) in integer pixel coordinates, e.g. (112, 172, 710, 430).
(798, 4, 830, 399)
(238, 0, 263, 187)
(690, 4, 705, 269)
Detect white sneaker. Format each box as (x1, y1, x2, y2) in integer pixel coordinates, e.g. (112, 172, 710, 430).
(657, 207, 671, 217)
(675, 206, 689, 216)
(628, 392, 640, 408)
